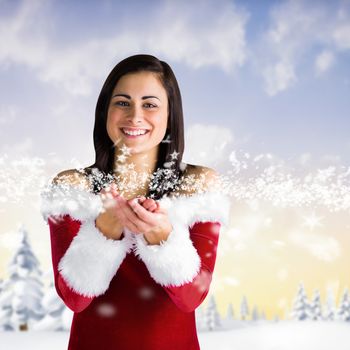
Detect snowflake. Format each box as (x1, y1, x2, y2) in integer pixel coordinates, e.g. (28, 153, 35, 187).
(170, 150, 179, 160)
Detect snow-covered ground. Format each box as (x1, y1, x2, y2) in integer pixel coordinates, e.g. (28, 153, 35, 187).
(200, 321, 350, 350)
(1, 321, 349, 350)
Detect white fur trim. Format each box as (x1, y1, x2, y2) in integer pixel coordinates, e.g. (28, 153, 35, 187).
(40, 183, 103, 222)
(132, 191, 231, 287)
(58, 221, 134, 297)
(40, 182, 133, 297)
(133, 224, 201, 287)
(160, 190, 231, 229)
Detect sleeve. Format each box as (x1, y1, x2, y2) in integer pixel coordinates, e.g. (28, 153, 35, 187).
(48, 214, 94, 313)
(133, 191, 230, 313)
(162, 221, 221, 313)
(41, 183, 134, 312)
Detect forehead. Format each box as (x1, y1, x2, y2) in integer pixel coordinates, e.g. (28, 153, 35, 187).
(113, 71, 166, 96)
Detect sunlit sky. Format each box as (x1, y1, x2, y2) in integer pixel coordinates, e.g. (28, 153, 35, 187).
(0, 0, 350, 320)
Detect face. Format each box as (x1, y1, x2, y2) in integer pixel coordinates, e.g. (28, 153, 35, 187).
(106, 71, 169, 158)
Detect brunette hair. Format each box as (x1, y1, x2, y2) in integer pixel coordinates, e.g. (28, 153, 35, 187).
(84, 54, 186, 199)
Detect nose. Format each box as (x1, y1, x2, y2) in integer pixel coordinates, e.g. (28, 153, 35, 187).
(126, 104, 144, 124)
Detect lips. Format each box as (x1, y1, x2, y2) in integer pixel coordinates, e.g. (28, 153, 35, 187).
(120, 128, 150, 138)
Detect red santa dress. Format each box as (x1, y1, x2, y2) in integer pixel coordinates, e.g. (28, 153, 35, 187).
(40, 181, 231, 350)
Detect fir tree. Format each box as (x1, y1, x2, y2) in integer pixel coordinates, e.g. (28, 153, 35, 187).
(290, 282, 310, 321)
(309, 289, 323, 320)
(225, 302, 235, 321)
(5, 224, 46, 330)
(240, 295, 249, 320)
(337, 288, 350, 321)
(32, 281, 68, 331)
(204, 295, 222, 331)
(251, 305, 259, 321)
(0, 280, 14, 331)
(195, 305, 207, 332)
(323, 287, 336, 321)
(273, 314, 280, 322)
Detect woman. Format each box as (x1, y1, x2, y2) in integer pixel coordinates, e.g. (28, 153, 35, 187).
(40, 54, 230, 350)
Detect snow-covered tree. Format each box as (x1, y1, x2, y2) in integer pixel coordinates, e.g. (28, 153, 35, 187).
(204, 295, 222, 331)
(225, 302, 235, 321)
(240, 295, 249, 320)
(290, 282, 310, 321)
(195, 305, 206, 332)
(61, 306, 74, 331)
(337, 288, 350, 322)
(0, 280, 14, 331)
(323, 287, 336, 321)
(32, 281, 71, 331)
(309, 289, 323, 320)
(260, 310, 266, 320)
(4, 224, 46, 330)
(251, 305, 259, 321)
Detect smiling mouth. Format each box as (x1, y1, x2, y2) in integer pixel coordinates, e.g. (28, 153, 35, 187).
(120, 128, 150, 138)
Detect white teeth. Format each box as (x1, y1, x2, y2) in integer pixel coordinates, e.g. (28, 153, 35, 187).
(122, 129, 148, 136)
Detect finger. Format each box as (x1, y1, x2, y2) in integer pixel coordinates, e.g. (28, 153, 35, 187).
(141, 198, 156, 210)
(128, 199, 156, 225)
(147, 203, 158, 212)
(116, 197, 150, 232)
(110, 183, 119, 197)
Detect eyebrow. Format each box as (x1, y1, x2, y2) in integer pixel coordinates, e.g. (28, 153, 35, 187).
(112, 93, 160, 101)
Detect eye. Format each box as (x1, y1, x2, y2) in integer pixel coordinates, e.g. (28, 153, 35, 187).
(144, 103, 157, 109)
(115, 101, 129, 106)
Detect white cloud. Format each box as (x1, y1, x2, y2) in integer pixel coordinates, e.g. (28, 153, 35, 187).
(263, 61, 297, 96)
(320, 154, 342, 165)
(1, 137, 33, 156)
(0, 105, 18, 125)
(223, 276, 240, 286)
(333, 24, 350, 50)
(182, 123, 233, 168)
(315, 50, 335, 75)
(258, 0, 350, 95)
(0, 0, 249, 95)
(258, 0, 326, 95)
(288, 230, 341, 262)
(298, 152, 312, 166)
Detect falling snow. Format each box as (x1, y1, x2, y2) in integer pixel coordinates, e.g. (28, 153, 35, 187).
(0, 147, 349, 212)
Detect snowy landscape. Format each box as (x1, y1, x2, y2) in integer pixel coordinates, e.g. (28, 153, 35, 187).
(1, 321, 350, 350)
(1, 225, 350, 349)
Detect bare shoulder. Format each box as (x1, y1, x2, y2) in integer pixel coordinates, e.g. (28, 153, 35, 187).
(176, 163, 220, 195)
(185, 164, 219, 179)
(51, 168, 92, 191)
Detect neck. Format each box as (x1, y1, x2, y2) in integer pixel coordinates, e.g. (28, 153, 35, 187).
(112, 146, 159, 198)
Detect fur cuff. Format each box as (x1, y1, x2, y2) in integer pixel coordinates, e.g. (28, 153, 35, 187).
(58, 221, 134, 297)
(40, 182, 103, 222)
(132, 191, 231, 287)
(40, 182, 133, 297)
(133, 223, 201, 287)
(160, 190, 231, 228)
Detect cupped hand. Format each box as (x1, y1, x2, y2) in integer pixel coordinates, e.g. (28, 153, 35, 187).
(124, 196, 173, 245)
(99, 183, 172, 245)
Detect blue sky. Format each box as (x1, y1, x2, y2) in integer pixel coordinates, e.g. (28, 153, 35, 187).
(1, 0, 349, 169)
(1, 0, 349, 171)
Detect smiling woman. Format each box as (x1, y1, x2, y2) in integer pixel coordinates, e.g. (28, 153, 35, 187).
(106, 71, 169, 172)
(40, 54, 231, 350)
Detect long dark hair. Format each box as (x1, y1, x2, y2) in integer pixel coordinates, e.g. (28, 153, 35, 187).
(83, 54, 186, 199)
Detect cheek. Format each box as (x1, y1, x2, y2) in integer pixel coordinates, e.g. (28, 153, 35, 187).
(107, 110, 120, 123)
(106, 111, 122, 139)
